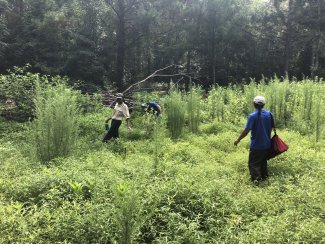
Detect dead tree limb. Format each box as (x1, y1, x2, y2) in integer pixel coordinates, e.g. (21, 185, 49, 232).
(107, 64, 200, 108)
(122, 64, 183, 94)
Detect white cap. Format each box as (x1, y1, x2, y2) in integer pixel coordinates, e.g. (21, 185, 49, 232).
(253, 96, 266, 105)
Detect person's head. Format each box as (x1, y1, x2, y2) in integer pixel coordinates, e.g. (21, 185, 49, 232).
(253, 96, 266, 110)
(141, 103, 148, 111)
(116, 93, 124, 104)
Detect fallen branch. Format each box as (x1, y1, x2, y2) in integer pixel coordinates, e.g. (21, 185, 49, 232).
(122, 64, 183, 94)
(108, 64, 199, 108)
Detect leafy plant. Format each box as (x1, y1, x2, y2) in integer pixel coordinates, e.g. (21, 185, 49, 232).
(165, 87, 186, 139)
(187, 82, 201, 133)
(114, 182, 140, 244)
(32, 81, 79, 163)
(0, 65, 39, 121)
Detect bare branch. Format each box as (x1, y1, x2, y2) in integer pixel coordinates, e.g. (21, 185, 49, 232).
(125, 0, 137, 14)
(105, 0, 119, 17)
(122, 64, 182, 94)
(107, 65, 202, 108)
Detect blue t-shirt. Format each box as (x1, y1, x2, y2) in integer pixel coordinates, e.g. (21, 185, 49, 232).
(245, 109, 274, 150)
(148, 102, 160, 111)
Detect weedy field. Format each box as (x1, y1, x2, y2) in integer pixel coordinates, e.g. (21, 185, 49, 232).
(0, 75, 324, 243)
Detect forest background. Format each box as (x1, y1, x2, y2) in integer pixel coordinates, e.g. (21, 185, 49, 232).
(1, 1, 325, 243)
(0, 0, 324, 90)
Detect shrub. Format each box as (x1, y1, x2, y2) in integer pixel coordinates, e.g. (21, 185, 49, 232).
(75, 92, 103, 113)
(187, 83, 201, 133)
(113, 182, 140, 244)
(207, 85, 226, 121)
(165, 88, 186, 139)
(0, 65, 39, 121)
(32, 82, 79, 163)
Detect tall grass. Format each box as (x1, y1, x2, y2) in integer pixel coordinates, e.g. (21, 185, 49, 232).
(244, 80, 257, 116)
(264, 77, 291, 126)
(204, 77, 325, 139)
(33, 82, 79, 163)
(313, 93, 321, 142)
(152, 118, 166, 169)
(208, 85, 226, 121)
(114, 183, 140, 244)
(187, 82, 201, 133)
(311, 85, 323, 142)
(165, 88, 186, 139)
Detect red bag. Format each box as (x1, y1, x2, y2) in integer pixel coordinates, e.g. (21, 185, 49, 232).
(268, 114, 288, 159)
(268, 134, 289, 159)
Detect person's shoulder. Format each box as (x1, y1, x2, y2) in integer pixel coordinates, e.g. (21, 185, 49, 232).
(262, 110, 272, 116)
(248, 111, 258, 117)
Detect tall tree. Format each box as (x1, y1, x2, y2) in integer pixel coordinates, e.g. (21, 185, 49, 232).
(105, 0, 140, 90)
(1, 0, 325, 87)
(0, 0, 9, 60)
(64, 0, 105, 85)
(310, 0, 322, 78)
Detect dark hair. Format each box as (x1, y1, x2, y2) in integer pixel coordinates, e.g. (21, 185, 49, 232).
(254, 103, 264, 115)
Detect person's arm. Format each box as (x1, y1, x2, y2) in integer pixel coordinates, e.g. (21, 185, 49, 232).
(105, 108, 115, 122)
(234, 128, 250, 146)
(235, 114, 254, 146)
(157, 104, 162, 114)
(126, 118, 132, 130)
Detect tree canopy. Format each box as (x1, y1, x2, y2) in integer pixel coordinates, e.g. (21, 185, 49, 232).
(0, 0, 324, 89)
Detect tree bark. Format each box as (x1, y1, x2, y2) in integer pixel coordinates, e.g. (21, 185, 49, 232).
(311, 0, 321, 78)
(284, 0, 294, 76)
(210, 25, 216, 85)
(115, 0, 126, 90)
(185, 50, 191, 91)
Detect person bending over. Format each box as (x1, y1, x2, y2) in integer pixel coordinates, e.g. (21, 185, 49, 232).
(142, 101, 162, 117)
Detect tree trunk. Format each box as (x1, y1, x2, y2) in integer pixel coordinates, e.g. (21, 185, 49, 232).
(185, 50, 191, 91)
(146, 44, 152, 76)
(14, 0, 24, 14)
(284, 0, 294, 76)
(115, 0, 126, 90)
(208, 21, 216, 86)
(211, 26, 216, 85)
(311, 0, 321, 78)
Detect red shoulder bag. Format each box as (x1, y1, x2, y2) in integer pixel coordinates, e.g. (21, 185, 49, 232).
(268, 115, 289, 160)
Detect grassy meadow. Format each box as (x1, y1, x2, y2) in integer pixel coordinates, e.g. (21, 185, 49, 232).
(0, 76, 324, 243)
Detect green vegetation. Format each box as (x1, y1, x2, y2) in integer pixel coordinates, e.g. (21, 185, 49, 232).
(165, 88, 187, 139)
(33, 82, 79, 163)
(0, 75, 324, 243)
(187, 83, 201, 134)
(1, 0, 325, 87)
(0, 66, 40, 121)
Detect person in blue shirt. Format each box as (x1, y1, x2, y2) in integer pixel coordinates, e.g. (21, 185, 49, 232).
(234, 96, 275, 183)
(142, 101, 162, 117)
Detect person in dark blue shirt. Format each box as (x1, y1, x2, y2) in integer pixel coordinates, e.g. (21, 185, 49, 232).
(234, 96, 275, 183)
(142, 101, 162, 117)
